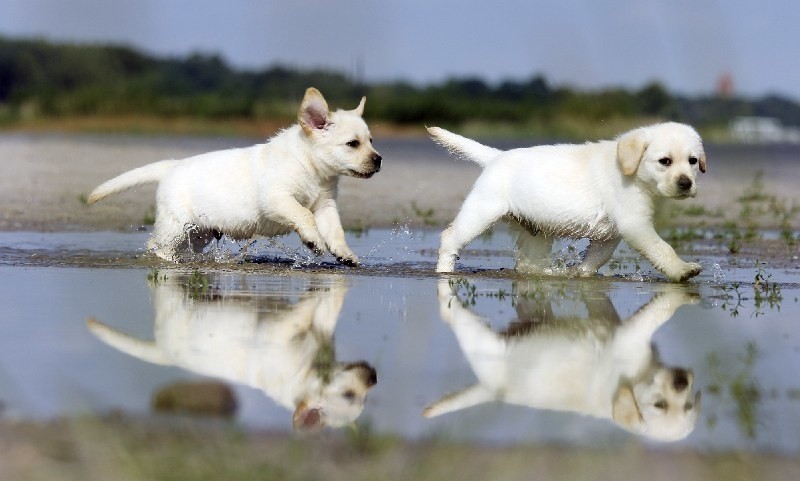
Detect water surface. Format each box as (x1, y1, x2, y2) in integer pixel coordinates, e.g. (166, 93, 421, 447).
(1, 228, 798, 454)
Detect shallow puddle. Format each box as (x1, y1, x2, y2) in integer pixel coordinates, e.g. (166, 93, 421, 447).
(1, 229, 799, 454)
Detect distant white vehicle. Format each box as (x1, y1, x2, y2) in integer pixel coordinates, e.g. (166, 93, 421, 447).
(730, 116, 800, 143)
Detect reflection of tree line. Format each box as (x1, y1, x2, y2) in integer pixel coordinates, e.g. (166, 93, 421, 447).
(4, 37, 800, 131)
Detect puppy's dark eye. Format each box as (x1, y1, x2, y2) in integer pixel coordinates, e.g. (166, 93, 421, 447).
(654, 400, 668, 410)
(658, 157, 672, 167)
(343, 390, 356, 401)
(688, 157, 698, 165)
(346, 140, 360, 148)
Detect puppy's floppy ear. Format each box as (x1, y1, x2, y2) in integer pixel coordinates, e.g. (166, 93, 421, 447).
(612, 384, 644, 433)
(299, 87, 330, 135)
(617, 129, 648, 176)
(354, 96, 366, 116)
(699, 152, 707, 174)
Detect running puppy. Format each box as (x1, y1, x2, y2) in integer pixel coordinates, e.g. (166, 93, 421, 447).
(88, 88, 382, 265)
(429, 123, 706, 281)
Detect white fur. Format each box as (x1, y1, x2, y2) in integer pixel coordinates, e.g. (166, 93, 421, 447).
(88, 88, 381, 265)
(87, 275, 377, 430)
(429, 123, 707, 282)
(425, 280, 701, 441)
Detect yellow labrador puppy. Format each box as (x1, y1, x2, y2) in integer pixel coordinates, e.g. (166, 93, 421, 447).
(89, 88, 381, 265)
(429, 123, 706, 281)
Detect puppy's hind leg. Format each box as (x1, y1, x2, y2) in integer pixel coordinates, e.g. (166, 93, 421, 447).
(573, 237, 621, 277)
(437, 192, 507, 272)
(511, 221, 554, 275)
(147, 215, 186, 261)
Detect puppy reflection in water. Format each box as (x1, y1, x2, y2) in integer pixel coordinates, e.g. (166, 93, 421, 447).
(425, 280, 701, 441)
(88, 274, 376, 431)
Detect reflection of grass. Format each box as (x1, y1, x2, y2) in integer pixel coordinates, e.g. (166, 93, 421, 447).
(753, 262, 783, 316)
(185, 270, 210, 298)
(716, 263, 783, 318)
(706, 342, 761, 439)
(447, 278, 512, 308)
(147, 268, 168, 285)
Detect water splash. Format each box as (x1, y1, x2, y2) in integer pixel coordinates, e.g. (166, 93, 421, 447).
(551, 241, 583, 270)
(362, 224, 425, 264)
(708, 262, 726, 282)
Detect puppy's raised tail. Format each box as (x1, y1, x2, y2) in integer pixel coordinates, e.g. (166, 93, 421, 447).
(427, 126, 502, 168)
(87, 159, 178, 204)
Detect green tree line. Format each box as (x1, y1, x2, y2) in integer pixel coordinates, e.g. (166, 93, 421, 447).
(2, 36, 799, 132)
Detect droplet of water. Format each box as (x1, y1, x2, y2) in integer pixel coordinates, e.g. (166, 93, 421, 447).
(709, 263, 726, 282)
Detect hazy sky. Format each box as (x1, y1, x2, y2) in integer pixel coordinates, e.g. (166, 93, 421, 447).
(2, 0, 798, 99)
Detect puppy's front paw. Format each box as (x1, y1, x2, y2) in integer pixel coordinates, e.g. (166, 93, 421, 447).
(304, 241, 325, 256)
(670, 262, 702, 282)
(436, 254, 457, 273)
(336, 254, 359, 267)
(330, 245, 359, 266)
(680, 262, 703, 281)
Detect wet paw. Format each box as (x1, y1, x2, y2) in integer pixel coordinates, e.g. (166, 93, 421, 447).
(337, 255, 359, 267)
(678, 262, 702, 282)
(304, 241, 324, 256)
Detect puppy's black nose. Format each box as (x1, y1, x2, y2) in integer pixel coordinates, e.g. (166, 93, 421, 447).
(371, 153, 382, 171)
(677, 175, 693, 191)
(673, 369, 690, 392)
